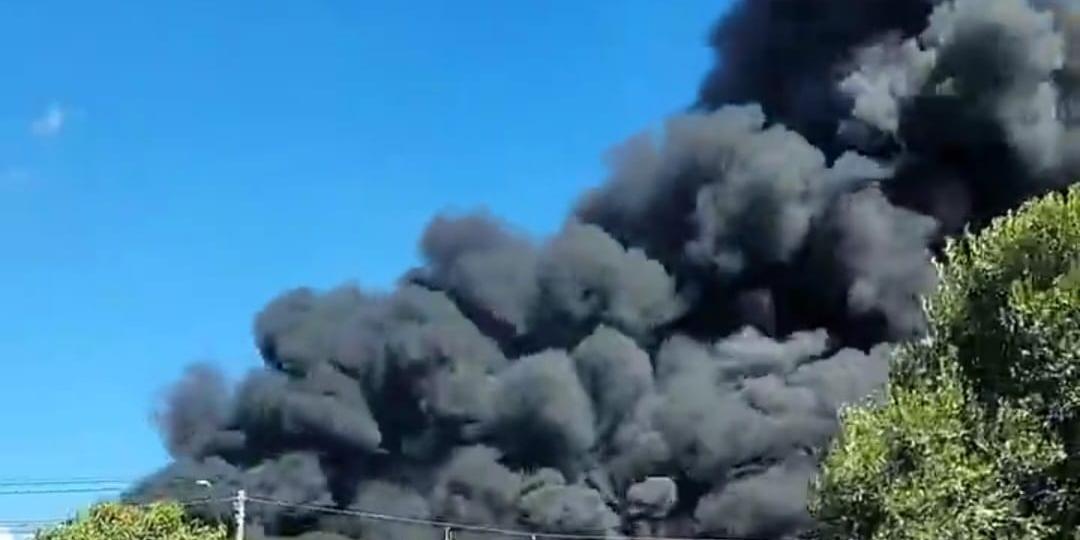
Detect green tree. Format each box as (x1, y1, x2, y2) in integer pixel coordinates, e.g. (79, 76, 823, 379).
(812, 186, 1080, 540)
(36, 502, 227, 540)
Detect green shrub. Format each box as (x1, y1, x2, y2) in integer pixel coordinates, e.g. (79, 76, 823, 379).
(813, 186, 1080, 539)
(36, 502, 227, 540)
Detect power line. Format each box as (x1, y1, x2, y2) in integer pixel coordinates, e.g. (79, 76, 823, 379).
(0, 530, 46, 537)
(169, 496, 236, 508)
(245, 496, 781, 540)
(0, 496, 235, 534)
(0, 519, 65, 526)
(0, 476, 133, 484)
(0, 487, 125, 496)
(0, 478, 131, 488)
(0, 493, 810, 540)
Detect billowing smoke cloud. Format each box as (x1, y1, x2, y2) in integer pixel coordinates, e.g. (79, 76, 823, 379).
(128, 1, 1080, 538)
(154, 363, 232, 458)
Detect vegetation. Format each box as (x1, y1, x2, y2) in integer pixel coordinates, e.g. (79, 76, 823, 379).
(812, 186, 1080, 539)
(35, 502, 227, 540)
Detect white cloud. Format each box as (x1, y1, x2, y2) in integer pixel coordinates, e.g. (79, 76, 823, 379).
(30, 103, 66, 138)
(0, 526, 19, 540)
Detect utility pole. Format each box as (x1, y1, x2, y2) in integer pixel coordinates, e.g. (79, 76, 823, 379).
(233, 489, 246, 540)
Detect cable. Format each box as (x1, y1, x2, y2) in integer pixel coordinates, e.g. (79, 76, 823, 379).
(0, 493, 807, 540)
(0, 519, 65, 526)
(0, 496, 235, 534)
(245, 496, 778, 540)
(0, 479, 131, 487)
(150, 496, 235, 509)
(0, 487, 125, 496)
(249, 496, 528, 536)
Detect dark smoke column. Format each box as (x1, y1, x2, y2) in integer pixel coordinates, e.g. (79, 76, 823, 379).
(128, 1, 1080, 539)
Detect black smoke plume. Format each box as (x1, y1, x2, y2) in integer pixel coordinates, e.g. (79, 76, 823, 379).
(128, 1, 1080, 538)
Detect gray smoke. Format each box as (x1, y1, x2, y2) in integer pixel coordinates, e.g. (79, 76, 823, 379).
(626, 477, 677, 520)
(571, 326, 654, 443)
(484, 350, 596, 475)
(154, 363, 231, 458)
(128, 1, 1080, 538)
(518, 482, 621, 538)
(694, 459, 816, 539)
(429, 446, 522, 529)
(321, 481, 436, 540)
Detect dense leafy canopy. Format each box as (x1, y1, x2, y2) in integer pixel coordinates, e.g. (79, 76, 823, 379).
(35, 502, 227, 540)
(813, 186, 1080, 539)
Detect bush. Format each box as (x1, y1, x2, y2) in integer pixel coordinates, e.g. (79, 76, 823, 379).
(812, 186, 1080, 539)
(36, 502, 227, 540)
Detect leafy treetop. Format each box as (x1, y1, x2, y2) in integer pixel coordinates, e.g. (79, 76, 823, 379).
(812, 186, 1080, 540)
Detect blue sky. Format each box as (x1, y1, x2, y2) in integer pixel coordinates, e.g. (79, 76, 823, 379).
(0, 0, 725, 525)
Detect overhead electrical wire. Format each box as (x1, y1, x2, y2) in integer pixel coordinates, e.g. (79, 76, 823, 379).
(0, 490, 820, 540)
(0, 478, 131, 488)
(244, 496, 807, 540)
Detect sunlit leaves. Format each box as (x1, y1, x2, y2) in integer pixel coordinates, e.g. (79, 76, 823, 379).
(813, 187, 1080, 539)
(36, 502, 227, 540)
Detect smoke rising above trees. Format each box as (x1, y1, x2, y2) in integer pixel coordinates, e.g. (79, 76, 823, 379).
(129, 1, 1080, 538)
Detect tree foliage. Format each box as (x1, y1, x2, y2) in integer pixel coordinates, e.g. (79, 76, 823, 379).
(36, 502, 227, 540)
(812, 186, 1080, 539)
